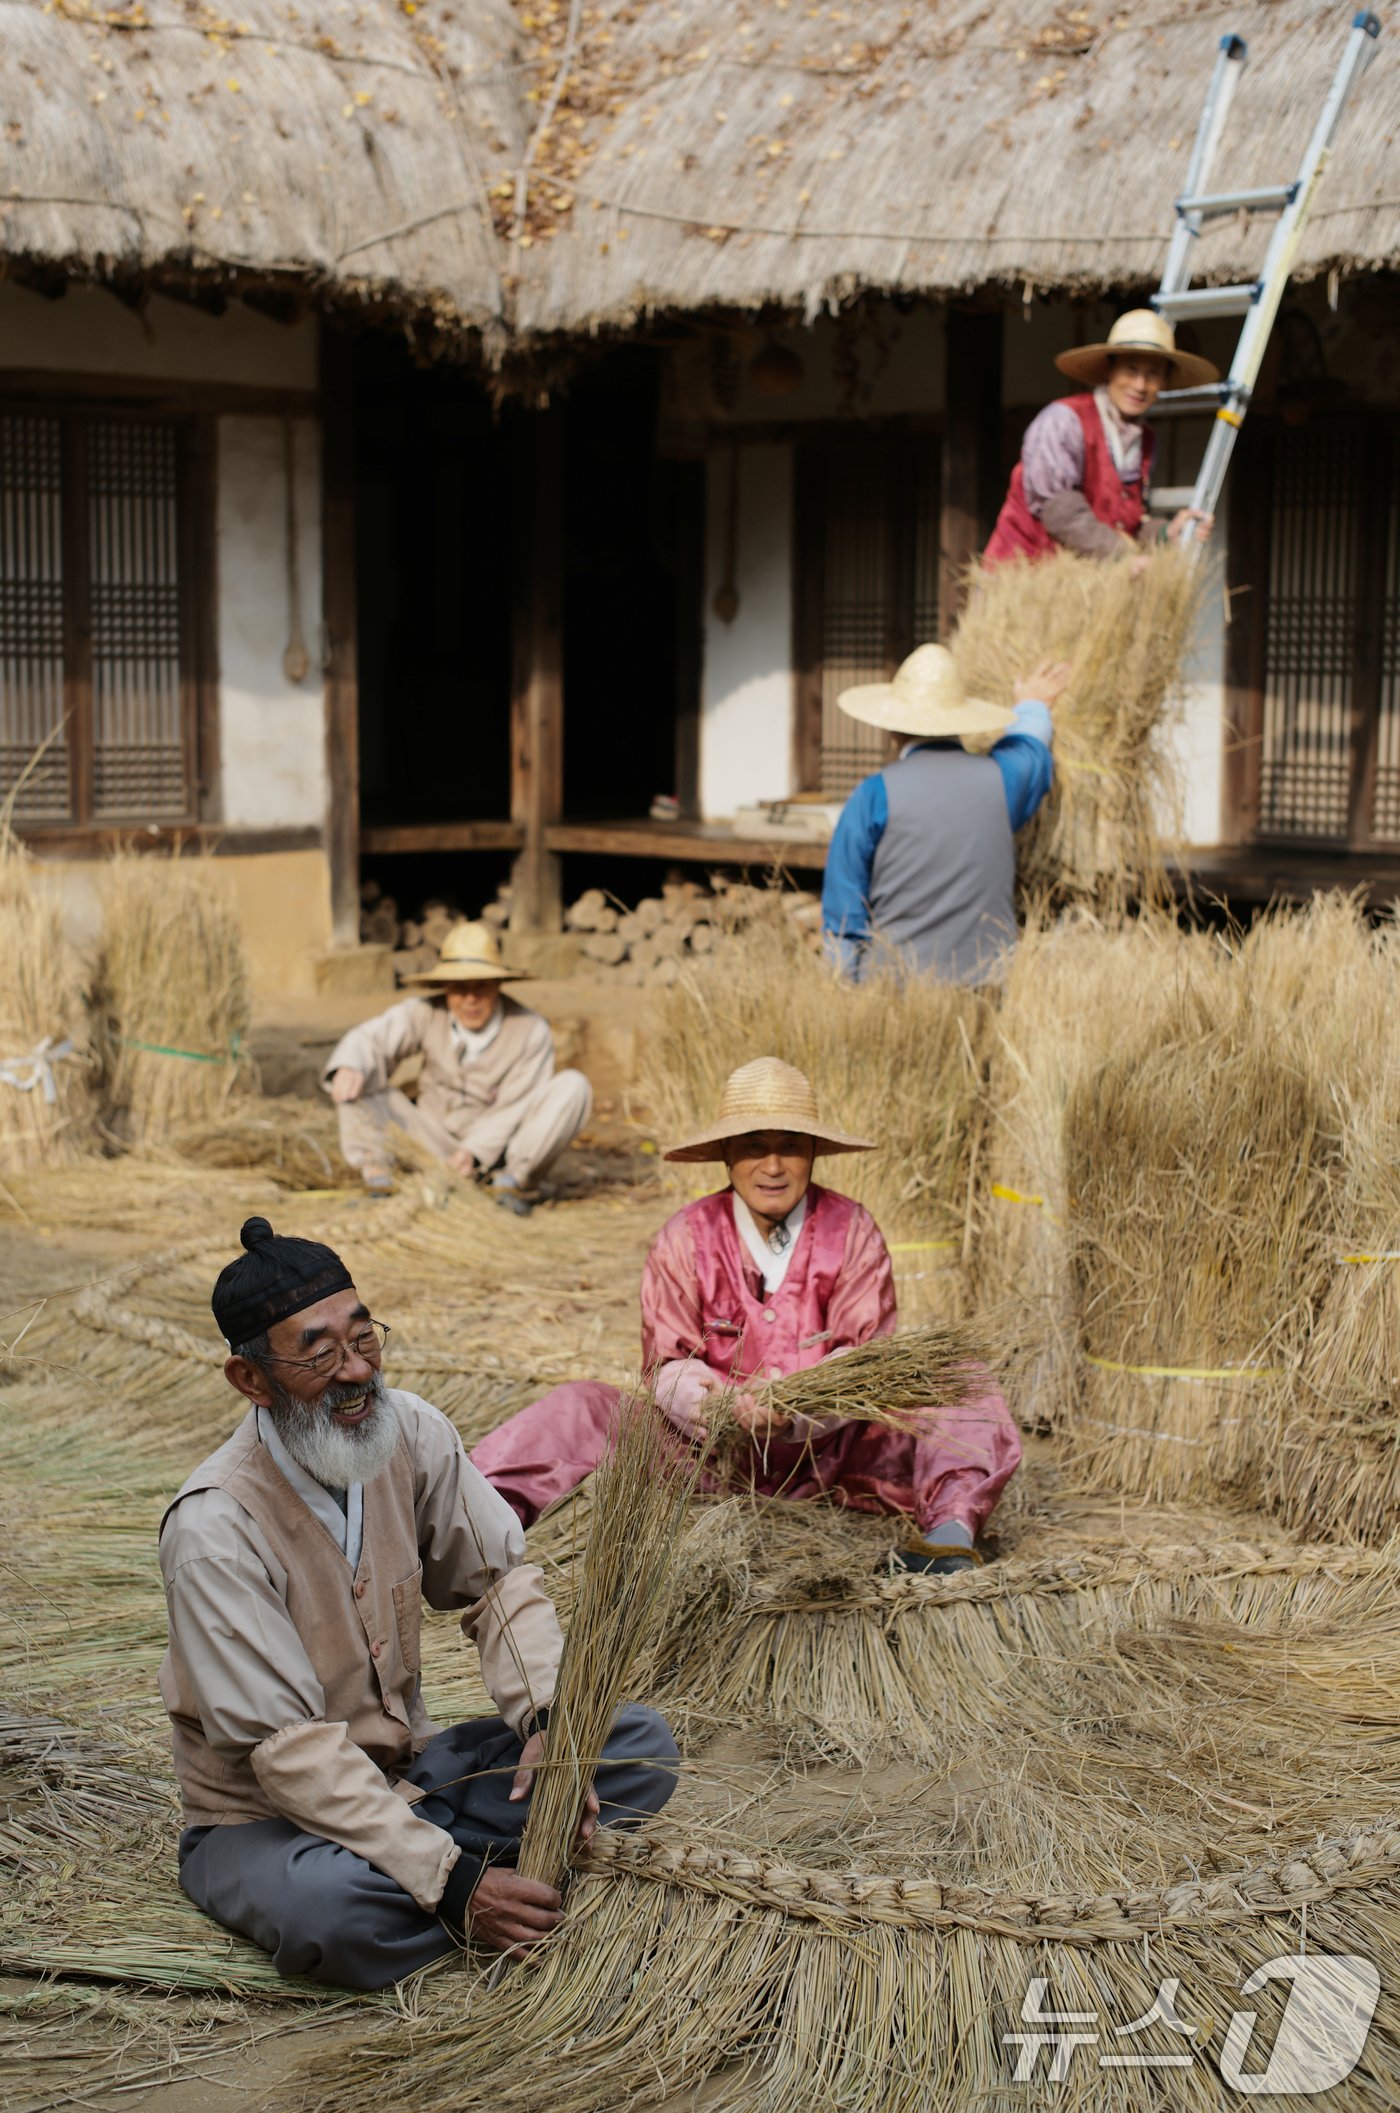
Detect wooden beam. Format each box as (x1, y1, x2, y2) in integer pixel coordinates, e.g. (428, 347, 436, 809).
(320, 328, 361, 946)
(16, 823, 322, 858)
(543, 818, 828, 870)
(1222, 423, 1272, 847)
(0, 371, 317, 417)
(509, 405, 566, 934)
(360, 820, 525, 856)
(938, 307, 1003, 637)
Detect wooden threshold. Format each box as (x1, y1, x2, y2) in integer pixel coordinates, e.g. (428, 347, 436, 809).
(1171, 846, 1400, 906)
(543, 818, 829, 870)
(360, 820, 526, 856)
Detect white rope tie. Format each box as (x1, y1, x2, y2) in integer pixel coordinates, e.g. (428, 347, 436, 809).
(0, 1036, 73, 1105)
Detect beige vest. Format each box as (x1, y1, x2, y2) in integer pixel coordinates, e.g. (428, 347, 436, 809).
(159, 1413, 432, 1827)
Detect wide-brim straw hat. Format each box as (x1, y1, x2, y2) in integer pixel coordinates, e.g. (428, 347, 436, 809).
(403, 919, 529, 986)
(837, 643, 1011, 742)
(664, 1056, 876, 1163)
(1055, 307, 1220, 391)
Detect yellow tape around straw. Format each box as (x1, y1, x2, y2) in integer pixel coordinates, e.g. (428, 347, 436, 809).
(1339, 1251, 1400, 1264)
(1086, 1355, 1281, 1382)
(990, 1181, 1062, 1227)
(888, 1240, 958, 1254)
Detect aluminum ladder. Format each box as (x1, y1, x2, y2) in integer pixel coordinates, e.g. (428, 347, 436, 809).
(1147, 9, 1382, 524)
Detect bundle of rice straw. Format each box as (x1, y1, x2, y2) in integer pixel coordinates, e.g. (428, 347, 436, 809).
(1267, 936, 1400, 1542)
(975, 910, 1205, 1429)
(1059, 943, 1340, 1504)
(760, 1320, 990, 1433)
(951, 545, 1203, 906)
(0, 818, 96, 1170)
(92, 852, 252, 1146)
(641, 893, 993, 1318)
(515, 1389, 705, 1893)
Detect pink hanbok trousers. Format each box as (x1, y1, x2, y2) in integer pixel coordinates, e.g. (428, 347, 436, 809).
(472, 1183, 1021, 1538)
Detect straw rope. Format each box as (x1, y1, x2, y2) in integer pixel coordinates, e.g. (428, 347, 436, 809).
(580, 1820, 1400, 1942)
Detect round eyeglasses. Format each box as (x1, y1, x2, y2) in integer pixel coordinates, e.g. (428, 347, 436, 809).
(259, 1319, 390, 1380)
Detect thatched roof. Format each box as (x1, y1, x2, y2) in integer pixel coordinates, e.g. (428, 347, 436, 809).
(0, 0, 524, 345)
(516, 0, 1400, 337)
(3, 0, 1398, 352)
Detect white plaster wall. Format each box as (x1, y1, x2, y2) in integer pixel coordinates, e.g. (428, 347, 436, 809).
(700, 443, 794, 819)
(216, 414, 327, 829)
(0, 284, 318, 389)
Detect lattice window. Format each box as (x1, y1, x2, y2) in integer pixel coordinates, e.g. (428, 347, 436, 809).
(1257, 424, 1361, 840)
(0, 407, 204, 828)
(796, 438, 940, 799)
(0, 416, 67, 819)
(1244, 417, 1400, 851)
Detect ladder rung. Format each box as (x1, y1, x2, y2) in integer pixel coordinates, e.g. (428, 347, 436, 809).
(1176, 183, 1296, 215)
(1153, 284, 1260, 320)
(1149, 387, 1233, 419)
(1148, 487, 1198, 513)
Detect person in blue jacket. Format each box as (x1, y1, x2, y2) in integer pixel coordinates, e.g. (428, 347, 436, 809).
(821, 644, 1069, 986)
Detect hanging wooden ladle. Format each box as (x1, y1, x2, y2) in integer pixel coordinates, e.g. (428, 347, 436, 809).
(282, 413, 311, 685)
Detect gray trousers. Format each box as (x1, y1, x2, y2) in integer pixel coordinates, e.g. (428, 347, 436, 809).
(178, 1705, 678, 1991)
(337, 1070, 592, 1186)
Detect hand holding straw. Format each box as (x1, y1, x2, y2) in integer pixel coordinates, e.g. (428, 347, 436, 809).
(714, 1320, 993, 1439)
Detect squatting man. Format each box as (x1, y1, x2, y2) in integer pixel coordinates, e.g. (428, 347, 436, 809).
(158, 1217, 678, 1989)
(325, 918, 591, 1212)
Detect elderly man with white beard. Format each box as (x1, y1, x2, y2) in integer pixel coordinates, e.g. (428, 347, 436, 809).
(158, 1216, 678, 1990)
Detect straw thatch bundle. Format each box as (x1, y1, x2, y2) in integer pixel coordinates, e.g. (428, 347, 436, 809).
(756, 1320, 990, 1436)
(951, 548, 1203, 907)
(640, 896, 992, 1318)
(312, 1804, 1400, 2113)
(516, 1394, 703, 1893)
(0, 827, 96, 1171)
(93, 854, 253, 1147)
(1262, 910, 1400, 1543)
(975, 912, 1210, 1430)
(1060, 957, 1340, 1504)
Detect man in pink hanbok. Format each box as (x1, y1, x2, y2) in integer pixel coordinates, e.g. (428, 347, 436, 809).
(472, 1058, 1021, 1573)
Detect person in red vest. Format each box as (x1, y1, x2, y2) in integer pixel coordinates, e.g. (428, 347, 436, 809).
(984, 309, 1219, 567)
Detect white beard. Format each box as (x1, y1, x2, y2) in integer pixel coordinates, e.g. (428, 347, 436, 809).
(267, 1371, 400, 1490)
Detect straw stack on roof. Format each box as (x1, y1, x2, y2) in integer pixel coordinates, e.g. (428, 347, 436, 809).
(92, 853, 253, 1148)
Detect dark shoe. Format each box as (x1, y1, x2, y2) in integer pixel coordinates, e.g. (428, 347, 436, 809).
(361, 1167, 394, 1198)
(892, 1546, 977, 1577)
(493, 1186, 534, 1218)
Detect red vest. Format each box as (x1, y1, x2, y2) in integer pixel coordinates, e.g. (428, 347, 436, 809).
(983, 393, 1155, 567)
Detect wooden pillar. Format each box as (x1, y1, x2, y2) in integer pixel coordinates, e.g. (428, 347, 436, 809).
(320, 327, 361, 947)
(937, 306, 1004, 637)
(509, 405, 565, 934)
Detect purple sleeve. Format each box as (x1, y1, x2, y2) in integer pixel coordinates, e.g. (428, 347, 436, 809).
(1020, 401, 1087, 519)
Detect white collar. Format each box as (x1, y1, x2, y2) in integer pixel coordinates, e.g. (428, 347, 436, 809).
(256, 1404, 364, 1571)
(731, 1189, 807, 1294)
(449, 1001, 505, 1061)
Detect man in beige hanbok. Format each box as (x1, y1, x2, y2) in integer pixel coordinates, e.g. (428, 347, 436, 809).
(324, 921, 591, 1211)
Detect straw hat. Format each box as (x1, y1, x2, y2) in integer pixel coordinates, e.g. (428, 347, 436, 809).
(836, 644, 1011, 743)
(403, 919, 528, 986)
(1055, 308, 1219, 391)
(664, 1056, 876, 1163)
